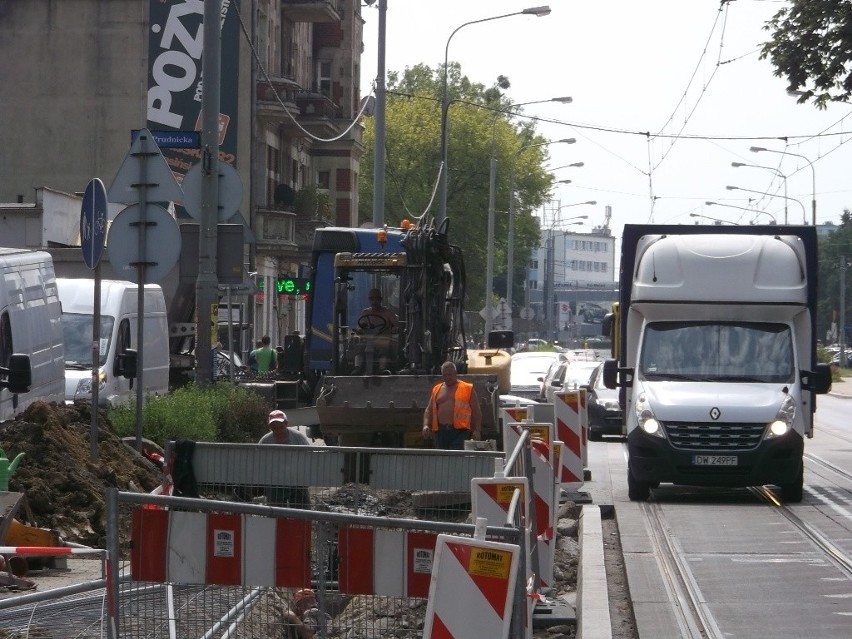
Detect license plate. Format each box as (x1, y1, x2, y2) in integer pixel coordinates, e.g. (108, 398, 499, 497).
(692, 455, 738, 466)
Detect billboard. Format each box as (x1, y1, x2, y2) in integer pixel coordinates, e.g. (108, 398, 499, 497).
(147, 0, 241, 184)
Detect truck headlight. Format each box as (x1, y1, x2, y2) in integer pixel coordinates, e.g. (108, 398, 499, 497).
(635, 393, 664, 438)
(75, 371, 107, 398)
(766, 395, 796, 439)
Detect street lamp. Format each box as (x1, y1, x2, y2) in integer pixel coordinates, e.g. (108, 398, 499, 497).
(507, 138, 576, 320)
(438, 5, 552, 224)
(551, 162, 585, 171)
(731, 161, 788, 223)
(726, 185, 806, 224)
(689, 212, 736, 225)
(750, 146, 816, 225)
(484, 95, 572, 335)
(705, 201, 776, 225)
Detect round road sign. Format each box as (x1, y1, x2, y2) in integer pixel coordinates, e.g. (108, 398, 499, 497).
(107, 204, 181, 283)
(181, 161, 243, 222)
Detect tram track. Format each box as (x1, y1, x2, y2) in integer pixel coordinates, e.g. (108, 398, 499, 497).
(638, 501, 723, 639)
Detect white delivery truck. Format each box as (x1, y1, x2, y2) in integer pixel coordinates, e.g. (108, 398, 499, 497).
(0, 248, 65, 420)
(57, 278, 169, 407)
(603, 225, 832, 503)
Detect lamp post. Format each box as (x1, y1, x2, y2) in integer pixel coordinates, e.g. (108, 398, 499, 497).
(731, 161, 788, 224)
(704, 201, 776, 224)
(750, 146, 816, 225)
(483, 96, 571, 336)
(726, 185, 806, 224)
(507, 138, 576, 322)
(551, 161, 585, 172)
(372, 0, 388, 227)
(438, 5, 552, 224)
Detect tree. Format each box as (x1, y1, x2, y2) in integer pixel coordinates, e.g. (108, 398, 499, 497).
(359, 63, 555, 313)
(761, 1, 852, 108)
(817, 211, 852, 344)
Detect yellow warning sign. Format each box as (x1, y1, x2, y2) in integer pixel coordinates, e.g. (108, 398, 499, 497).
(529, 425, 549, 442)
(469, 548, 511, 579)
(496, 483, 524, 504)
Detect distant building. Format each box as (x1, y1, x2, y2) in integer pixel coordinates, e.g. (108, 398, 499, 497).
(525, 201, 617, 341)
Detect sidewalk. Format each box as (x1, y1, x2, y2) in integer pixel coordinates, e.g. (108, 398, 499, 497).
(829, 375, 852, 398)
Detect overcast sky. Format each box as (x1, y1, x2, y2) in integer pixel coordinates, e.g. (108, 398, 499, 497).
(360, 0, 852, 238)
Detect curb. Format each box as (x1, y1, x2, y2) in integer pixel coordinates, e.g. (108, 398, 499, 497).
(577, 505, 612, 639)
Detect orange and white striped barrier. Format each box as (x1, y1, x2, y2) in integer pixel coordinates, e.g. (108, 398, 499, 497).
(578, 387, 589, 466)
(500, 405, 530, 430)
(423, 532, 520, 639)
(337, 527, 437, 597)
(471, 476, 529, 528)
(554, 390, 584, 490)
(130, 508, 311, 587)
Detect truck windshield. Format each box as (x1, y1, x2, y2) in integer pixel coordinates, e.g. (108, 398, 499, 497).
(640, 321, 794, 383)
(62, 313, 114, 367)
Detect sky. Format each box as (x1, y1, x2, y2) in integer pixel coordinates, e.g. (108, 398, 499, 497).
(360, 0, 852, 240)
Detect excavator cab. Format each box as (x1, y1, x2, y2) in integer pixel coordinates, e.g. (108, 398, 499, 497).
(332, 260, 404, 376)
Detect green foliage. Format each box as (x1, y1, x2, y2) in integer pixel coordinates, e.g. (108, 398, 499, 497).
(816, 211, 852, 342)
(361, 63, 555, 312)
(109, 384, 270, 449)
(761, 1, 852, 108)
(294, 185, 331, 218)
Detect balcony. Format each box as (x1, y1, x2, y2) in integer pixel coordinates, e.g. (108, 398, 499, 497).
(281, 0, 341, 23)
(256, 76, 301, 125)
(294, 92, 341, 136)
(255, 206, 298, 251)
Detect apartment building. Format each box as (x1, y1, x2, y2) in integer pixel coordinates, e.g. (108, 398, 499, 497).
(0, 0, 364, 343)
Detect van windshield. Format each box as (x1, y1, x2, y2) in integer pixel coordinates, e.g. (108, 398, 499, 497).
(640, 321, 794, 383)
(62, 313, 115, 367)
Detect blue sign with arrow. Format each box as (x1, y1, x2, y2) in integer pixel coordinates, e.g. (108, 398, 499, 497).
(80, 178, 108, 269)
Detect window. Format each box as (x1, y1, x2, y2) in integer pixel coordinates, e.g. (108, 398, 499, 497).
(317, 60, 332, 96)
(318, 171, 331, 190)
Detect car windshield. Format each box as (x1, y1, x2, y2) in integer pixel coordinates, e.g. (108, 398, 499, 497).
(640, 321, 794, 383)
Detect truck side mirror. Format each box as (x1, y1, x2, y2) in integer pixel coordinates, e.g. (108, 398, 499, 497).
(118, 349, 138, 379)
(0, 354, 32, 394)
(602, 359, 619, 389)
(802, 363, 832, 394)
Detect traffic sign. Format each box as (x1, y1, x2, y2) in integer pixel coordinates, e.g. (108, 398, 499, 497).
(133, 129, 201, 149)
(181, 161, 243, 222)
(108, 128, 184, 204)
(107, 203, 181, 283)
(80, 178, 108, 269)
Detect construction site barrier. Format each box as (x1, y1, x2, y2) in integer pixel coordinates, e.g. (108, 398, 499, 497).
(554, 390, 586, 489)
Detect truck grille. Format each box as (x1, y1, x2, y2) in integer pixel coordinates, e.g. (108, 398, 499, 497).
(663, 421, 766, 451)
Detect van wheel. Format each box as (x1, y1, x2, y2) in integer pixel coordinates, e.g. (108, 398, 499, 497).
(780, 464, 803, 503)
(627, 464, 651, 501)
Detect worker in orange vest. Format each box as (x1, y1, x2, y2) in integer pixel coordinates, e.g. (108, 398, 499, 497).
(422, 361, 482, 449)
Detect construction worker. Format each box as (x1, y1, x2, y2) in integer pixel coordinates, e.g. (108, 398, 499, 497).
(422, 361, 482, 449)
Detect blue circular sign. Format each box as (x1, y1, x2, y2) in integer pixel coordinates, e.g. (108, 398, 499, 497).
(81, 178, 108, 269)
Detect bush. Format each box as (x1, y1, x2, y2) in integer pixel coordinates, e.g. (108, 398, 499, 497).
(109, 383, 270, 449)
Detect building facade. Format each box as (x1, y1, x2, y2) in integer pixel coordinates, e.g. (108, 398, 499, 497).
(525, 202, 617, 341)
(0, 0, 364, 349)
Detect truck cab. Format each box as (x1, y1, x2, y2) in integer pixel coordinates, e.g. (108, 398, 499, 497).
(605, 226, 831, 502)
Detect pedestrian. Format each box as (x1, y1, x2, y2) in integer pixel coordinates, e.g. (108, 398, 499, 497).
(282, 588, 331, 638)
(259, 410, 312, 507)
(251, 335, 277, 373)
(422, 361, 482, 449)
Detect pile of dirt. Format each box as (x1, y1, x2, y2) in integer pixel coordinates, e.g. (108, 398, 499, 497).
(1, 401, 163, 548)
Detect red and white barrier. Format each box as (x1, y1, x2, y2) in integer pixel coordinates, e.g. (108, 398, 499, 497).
(471, 476, 529, 528)
(0, 546, 103, 556)
(130, 509, 311, 587)
(500, 406, 530, 430)
(337, 527, 437, 597)
(423, 533, 520, 639)
(554, 390, 584, 490)
(578, 387, 589, 466)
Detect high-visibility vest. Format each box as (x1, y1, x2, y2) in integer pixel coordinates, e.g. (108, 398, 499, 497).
(430, 380, 474, 431)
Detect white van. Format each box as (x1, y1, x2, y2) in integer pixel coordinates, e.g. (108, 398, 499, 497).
(0, 248, 65, 420)
(57, 278, 169, 407)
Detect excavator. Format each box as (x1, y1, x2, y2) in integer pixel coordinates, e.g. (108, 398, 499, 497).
(304, 216, 511, 447)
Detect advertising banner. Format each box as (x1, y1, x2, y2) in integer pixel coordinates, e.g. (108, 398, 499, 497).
(147, 0, 241, 185)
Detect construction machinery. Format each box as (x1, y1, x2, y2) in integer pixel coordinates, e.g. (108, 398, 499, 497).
(306, 217, 509, 447)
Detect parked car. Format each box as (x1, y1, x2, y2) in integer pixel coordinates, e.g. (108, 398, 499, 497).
(584, 362, 623, 440)
(510, 351, 560, 400)
(543, 360, 599, 403)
